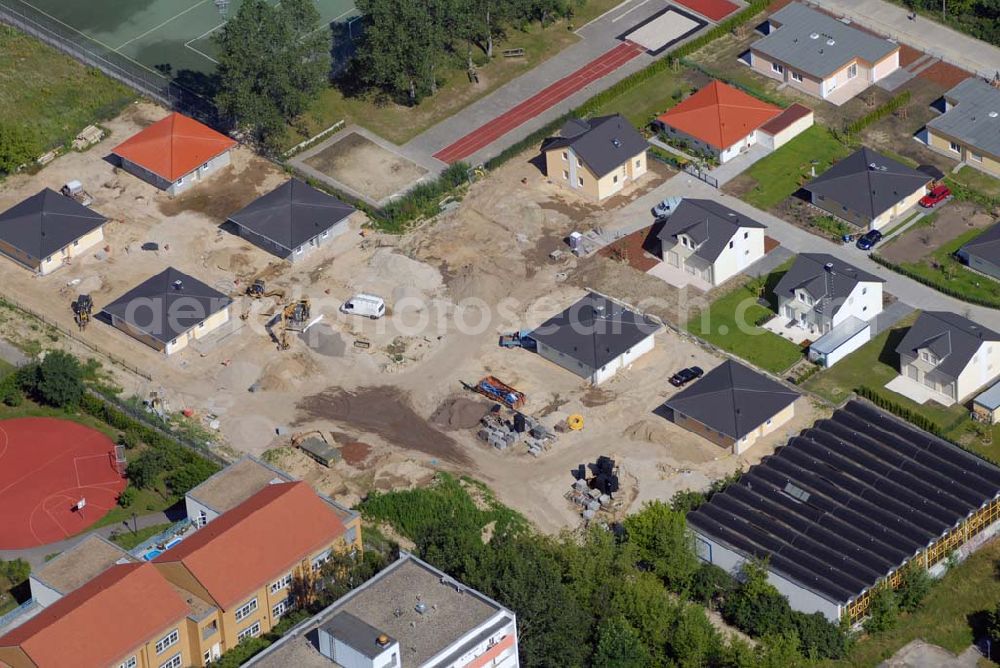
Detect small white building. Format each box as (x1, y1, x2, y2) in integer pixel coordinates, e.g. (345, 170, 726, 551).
(654, 199, 767, 287)
(528, 292, 661, 385)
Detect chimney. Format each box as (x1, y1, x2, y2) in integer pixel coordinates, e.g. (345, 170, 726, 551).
(825, 262, 835, 298)
(376, 634, 391, 648)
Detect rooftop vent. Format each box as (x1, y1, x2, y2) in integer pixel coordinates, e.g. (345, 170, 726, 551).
(990, 111, 999, 118)
(826, 38, 836, 45)
(612, 138, 621, 148)
(376, 634, 391, 648)
(415, 602, 428, 615)
(784, 482, 811, 503)
(824, 262, 834, 271)
(172, 279, 183, 290)
(809, 32, 819, 39)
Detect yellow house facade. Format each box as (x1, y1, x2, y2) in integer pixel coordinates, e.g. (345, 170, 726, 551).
(544, 144, 647, 201)
(924, 77, 1000, 178)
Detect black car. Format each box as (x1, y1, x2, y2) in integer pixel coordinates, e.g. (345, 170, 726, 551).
(669, 366, 704, 387)
(856, 229, 883, 251)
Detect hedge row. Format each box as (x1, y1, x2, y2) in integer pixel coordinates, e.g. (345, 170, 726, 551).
(870, 253, 1000, 308)
(855, 386, 943, 434)
(943, 176, 1000, 210)
(842, 90, 911, 136)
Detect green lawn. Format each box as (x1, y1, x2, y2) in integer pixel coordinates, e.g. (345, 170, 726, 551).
(740, 126, 852, 209)
(0, 25, 134, 154)
(283, 0, 624, 148)
(892, 227, 1000, 308)
(952, 165, 1000, 198)
(686, 281, 803, 374)
(108, 522, 174, 551)
(592, 66, 693, 130)
(822, 538, 1000, 666)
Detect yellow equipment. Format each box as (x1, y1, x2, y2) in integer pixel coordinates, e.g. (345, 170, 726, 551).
(566, 414, 584, 431)
(271, 298, 312, 350)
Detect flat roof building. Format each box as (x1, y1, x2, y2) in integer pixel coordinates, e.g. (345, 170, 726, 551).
(925, 77, 1000, 177)
(247, 553, 519, 668)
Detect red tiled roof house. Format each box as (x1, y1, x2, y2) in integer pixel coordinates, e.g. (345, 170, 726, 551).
(112, 112, 236, 195)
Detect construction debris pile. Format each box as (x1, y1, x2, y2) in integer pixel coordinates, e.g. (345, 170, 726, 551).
(567, 456, 621, 521)
(477, 407, 557, 456)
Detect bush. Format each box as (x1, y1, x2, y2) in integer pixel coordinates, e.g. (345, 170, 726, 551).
(863, 586, 898, 633)
(896, 567, 932, 613)
(690, 562, 735, 607)
(0, 123, 38, 175)
(18, 351, 85, 408)
(117, 486, 138, 508)
(166, 458, 218, 494)
(378, 162, 471, 231)
(841, 91, 912, 137)
(0, 558, 30, 584)
(0, 372, 23, 407)
(118, 428, 142, 450)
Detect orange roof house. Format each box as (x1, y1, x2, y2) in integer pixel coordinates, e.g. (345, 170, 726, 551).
(654, 81, 812, 163)
(112, 112, 236, 195)
(0, 563, 191, 668)
(154, 481, 349, 610)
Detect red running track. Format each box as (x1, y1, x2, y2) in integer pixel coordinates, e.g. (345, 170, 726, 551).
(434, 41, 646, 164)
(0, 417, 124, 549)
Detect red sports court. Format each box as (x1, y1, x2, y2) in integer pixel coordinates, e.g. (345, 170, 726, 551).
(0, 418, 125, 549)
(673, 0, 739, 22)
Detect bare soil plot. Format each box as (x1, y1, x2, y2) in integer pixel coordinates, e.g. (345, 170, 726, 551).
(303, 132, 428, 202)
(880, 201, 992, 263)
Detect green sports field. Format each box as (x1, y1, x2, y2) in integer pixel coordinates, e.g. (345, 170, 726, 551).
(6, 0, 358, 79)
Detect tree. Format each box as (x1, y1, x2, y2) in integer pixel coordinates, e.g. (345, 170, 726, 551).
(896, 567, 932, 613)
(669, 603, 722, 667)
(0, 558, 30, 584)
(722, 560, 794, 638)
(289, 561, 321, 611)
(690, 562, 735, 608)
(19, 351, 85, 408)
(593, 615, 651, 668)
(0, 123, 37, 175)
(318, 549, 388, 602)
(215, 0, 329, 149)
(623, 501, 699, 591)
(863, 585, 898, 634)
(166, 458, 218, 494)
(126, 449, 169, 489)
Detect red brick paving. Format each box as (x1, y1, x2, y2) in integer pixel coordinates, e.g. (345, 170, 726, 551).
(899, 43, 924, 68)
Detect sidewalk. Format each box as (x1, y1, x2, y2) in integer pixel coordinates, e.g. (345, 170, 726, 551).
(809, 0, 1000, 78)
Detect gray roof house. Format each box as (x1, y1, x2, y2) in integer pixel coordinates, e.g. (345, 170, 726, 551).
(0, 188, 106, 275)
(925, 77, 1000, 172)
(227, 179, 356, 261)
(654, 199, 767, 286)
(665, 359, 800, 453)
(750, 4, 900, 104)
(803, 147, 931, 230)
(542, 115, 649, 200)
(102, 267, 232, 355)
(891, 311, 1000, 404)
(529, 292, 661, 384)
(773, 253, 883, 333)
(689, 399, 1000, 622)
(957, 221, 1000, 280)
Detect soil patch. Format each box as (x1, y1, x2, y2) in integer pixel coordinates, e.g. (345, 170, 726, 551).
(430, 396, 491, 431)
(157, 154, 273, 219)
(581, 386, 617, 408)
(303, 132, 427, 202)
(881, 202, 990, 264)
(339, 441, 372, 466)
(295, 386, 472, 466)
(918, 61, 971, 89)
(597, 226, 659, 273)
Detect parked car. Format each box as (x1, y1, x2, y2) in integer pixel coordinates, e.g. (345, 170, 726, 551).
(652, 196, 682, 218)
(669, 366, 704, 387)
(919, 184, 952, 208)
(856, 230, 883, 251)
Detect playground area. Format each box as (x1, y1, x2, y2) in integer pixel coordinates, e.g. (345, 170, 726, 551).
(1, 0, 359, 79)
(0, 418, 125, 549)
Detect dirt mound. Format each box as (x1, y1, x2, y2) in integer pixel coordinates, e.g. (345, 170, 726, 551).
(430, 397, 490, 431)
(581, 386, 617, 408)
(259, 352, 318, 391)
(296, 386, 472, 466)
(624, 420, 675, 444)
(366, 248, 443, 293)
(300, 325, 345, 357)
(340, 441, 372, 466)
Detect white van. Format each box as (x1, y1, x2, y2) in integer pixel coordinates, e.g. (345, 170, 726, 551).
(340, 294, 386, 319)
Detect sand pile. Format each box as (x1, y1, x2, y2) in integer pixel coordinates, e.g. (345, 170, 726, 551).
(624, 420, 675, 444)
(300, 324, 345, 357)
(258, 353, 318, 391)
(217, 360, 261, 392)
(430, 397, 490, 431)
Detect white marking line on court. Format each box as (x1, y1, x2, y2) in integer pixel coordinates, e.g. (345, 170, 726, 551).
(612, 0, 652, 22)
(19, 0, 171, 79)
(186, 42, 220, 64)
(117, 0, 211, 50)
(576, 0, 638, 32)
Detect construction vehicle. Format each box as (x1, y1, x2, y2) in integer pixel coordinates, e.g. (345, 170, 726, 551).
(61, 180, 93, 207)
(465, 375, 525, 409)
(238, 279, 286, 320)
(72, 294, 93, 331)
(270, 298, 312, 350)
(498, 330, 536, 350)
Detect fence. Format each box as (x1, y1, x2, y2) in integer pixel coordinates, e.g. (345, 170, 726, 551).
(683, 163, 719, 188)
(0, 0, 216, 123)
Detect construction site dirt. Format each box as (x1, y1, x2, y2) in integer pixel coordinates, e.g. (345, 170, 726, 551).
(0, 101, 830, 535)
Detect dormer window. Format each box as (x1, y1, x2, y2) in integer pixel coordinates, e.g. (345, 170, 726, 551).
(798, 291, 813, 306)
(920, 349, 939, 365)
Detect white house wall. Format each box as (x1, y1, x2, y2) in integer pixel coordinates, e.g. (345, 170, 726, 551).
(692, 531, 843, 621)
(710, 227, 765, 286)
(537, 333, 656, 385)
(810, 324, 870, 367)
(28, 576, 62, 608)
(831, 281, 882, 327)
(956, 341, 1000, 401)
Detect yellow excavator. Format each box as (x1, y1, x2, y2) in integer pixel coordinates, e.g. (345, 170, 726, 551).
(270, 298, 312, 350)
(239, 279, 286, 321)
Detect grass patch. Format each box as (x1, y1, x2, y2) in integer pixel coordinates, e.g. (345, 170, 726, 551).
(892, 227, 1000, 308)
(822, 538, 1000, 666)
(591, 66, 693, 130)
(686, 280, 802, 374)
(740, 126, 852, 209)
(0, 25, 134, 154)
(283, 0, 622, 149)
(108, 522, 175, 551)
(952, 165, 1000, 198)
(810, 215, 853, 241)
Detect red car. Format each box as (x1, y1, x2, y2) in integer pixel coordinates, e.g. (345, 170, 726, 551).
(920, 184, 951, 208)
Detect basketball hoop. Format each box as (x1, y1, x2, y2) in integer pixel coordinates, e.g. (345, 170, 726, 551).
(75, 497, 87, 511)
(214, 0, 229, 18)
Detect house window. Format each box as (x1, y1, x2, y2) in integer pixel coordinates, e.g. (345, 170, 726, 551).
(204, 650, 213, 664)
(320, 230, 329, 239)
(635, 159, 641, 168)
(791, 71, 803, 82)
(771, 62, 784, 74)
(73, 239, 80, 247)
(729, 240, 734, 249)
(238, 622, 262, 643)
(312, 549, 332, 571)
(562, 151, 567, 161)
(273, 597, 292, 618)
(613, 174, 619, 184)
(295, 246, 304, 254)
(270, 574, 292, 593)
(743, 231, 748, 239)
(562, 170, 568, 180)
(847, 63, 858, 79)
(576, 158, 582, 168)
(119, 657, 137, 668)
(159, 654, 182, 668)
(577, 176, 584, 187)
(234, 597, 258, 622)
(971, 152, 983, 163)
(176, 176, 185, 187)
(197, 510, 208, 527)
(155, 629, 179, 654)
(920, 349, 939, 365)
(862, 287, 867, 295)
(949, 141, 961, 153)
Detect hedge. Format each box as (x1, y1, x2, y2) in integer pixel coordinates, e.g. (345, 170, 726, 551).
(841, 90, 911, 136)
(943, 176, 1000, 210)
(870, 253, 1000, 308)
(855, 386, 944, 434)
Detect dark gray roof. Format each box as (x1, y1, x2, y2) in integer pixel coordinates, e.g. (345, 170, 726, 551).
(927, 78, 1000, 159)
(773, 253, 882, 315)
(804, 147, 930, 222)
(656, 199, 766, 262)
(752, 3, 898, 78)
(227, 179, 355, 252)
(322, 611, 393, 659)
(960, 221, 1000, 265)
(529, 292, 661, 370)
(0, 188, 105, 264)
(895, 311, 1000, 378)
(688, 400, 1000, 605)
(102, 267, 232, 343)
(542, 115, 647, 178)
(665, 359, 799, 440)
